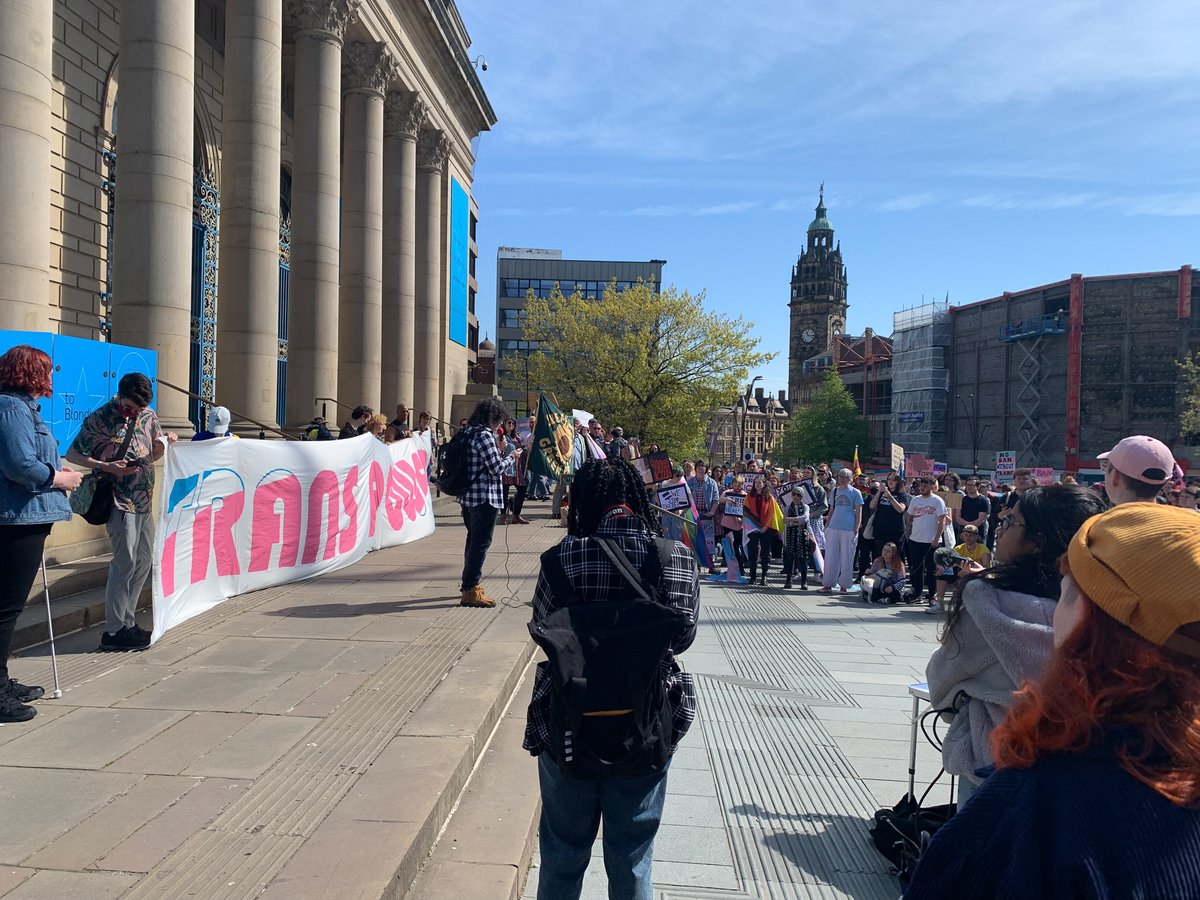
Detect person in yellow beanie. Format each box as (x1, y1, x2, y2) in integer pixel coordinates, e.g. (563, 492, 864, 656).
(905, 503, 1200, 899)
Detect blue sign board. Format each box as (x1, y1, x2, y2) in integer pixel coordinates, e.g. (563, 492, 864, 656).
(0, 330, 157, 454)
(448, 176, 469, 347)
(897, 411, 926, 424)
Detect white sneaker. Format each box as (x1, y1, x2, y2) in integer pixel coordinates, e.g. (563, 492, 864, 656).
(925, 602, 942, 615)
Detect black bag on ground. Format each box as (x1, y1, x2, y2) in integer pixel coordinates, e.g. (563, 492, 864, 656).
(870, 792, 957, 883)
(530, 536, 688, 780)
(434, 426, 478, 496)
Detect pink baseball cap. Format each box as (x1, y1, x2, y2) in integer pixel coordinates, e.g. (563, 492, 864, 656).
(1097, 435, 1174, 484)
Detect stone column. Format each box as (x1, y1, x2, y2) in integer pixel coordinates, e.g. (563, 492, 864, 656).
(414, 129, 449, 418)
(113, 1, 195, 429)
(216, 0, 283, 430)
(381, 91, 427, 415)
(337, 42, 396, 412)
(284, 0, 359, 426)
(0, 0, 52, 332)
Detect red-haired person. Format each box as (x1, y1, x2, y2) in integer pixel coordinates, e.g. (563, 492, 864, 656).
(0, 345, 83, 722)
(905, 503, 1200, 898)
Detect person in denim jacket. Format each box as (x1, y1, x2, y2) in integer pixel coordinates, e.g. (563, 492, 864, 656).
(0, 345, 83, 723)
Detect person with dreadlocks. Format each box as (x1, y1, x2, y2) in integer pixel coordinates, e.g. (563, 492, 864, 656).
(524, 458, 700, 900)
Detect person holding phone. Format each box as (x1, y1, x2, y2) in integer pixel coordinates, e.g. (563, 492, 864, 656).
(933, 524, 991, 608)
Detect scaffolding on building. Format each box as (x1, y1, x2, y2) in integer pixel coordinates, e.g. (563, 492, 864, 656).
(1002, 312, 1068, 465)
(890, 301, 950, 458)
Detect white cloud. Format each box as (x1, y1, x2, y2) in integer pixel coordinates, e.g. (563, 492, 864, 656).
(878, 193, 938, 212)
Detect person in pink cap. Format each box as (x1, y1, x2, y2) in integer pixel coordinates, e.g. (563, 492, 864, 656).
(1098, 435, 1174, 505)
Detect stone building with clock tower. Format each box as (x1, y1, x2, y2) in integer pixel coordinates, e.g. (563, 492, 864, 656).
(788, 188, 848, 401)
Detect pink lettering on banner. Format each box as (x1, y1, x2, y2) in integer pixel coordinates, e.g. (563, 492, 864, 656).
(211, 491, 245, 577)
(302, 470, 341, 565)
(339, 466, 360, 554)
(384, 451, 430, 529)
(367, 461, 385, 537)
(250, 473, 303, 572)
(190, 506, 213, 584)
(161, 532, 178, 597)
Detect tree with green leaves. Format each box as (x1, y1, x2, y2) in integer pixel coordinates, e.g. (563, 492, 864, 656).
(511, 281, 773, 456)
(779, 369, 872, 466)
(1179, 351, 1200, 440)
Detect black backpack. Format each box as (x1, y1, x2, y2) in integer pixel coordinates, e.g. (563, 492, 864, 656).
(529, 536, 689, 780)
(435, 426, 480, 497)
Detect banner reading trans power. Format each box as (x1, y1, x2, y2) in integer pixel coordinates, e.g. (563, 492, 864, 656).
(151, 433, 435, 643)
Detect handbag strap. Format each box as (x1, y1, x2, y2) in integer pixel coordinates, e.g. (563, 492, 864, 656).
(106, 415, 139, 464)
(592, 536, 659, 602)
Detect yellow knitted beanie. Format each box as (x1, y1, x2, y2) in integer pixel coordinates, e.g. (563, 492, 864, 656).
(1068, 503, 1200, 651)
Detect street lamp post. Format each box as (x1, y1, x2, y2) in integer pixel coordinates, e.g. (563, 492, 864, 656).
(957, 392, 993, 473)
(740, 375, 762, 463)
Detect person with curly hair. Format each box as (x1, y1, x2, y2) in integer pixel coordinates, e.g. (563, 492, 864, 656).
(0, 346, 84, 721)
(906, 503, 1200, 898)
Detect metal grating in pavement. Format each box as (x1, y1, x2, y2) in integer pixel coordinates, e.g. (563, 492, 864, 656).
(696, 677, 897, 900)
(705, 606, 857, 708)
(703, 588, 813, 623)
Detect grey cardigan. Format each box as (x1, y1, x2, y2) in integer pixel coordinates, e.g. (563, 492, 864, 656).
(925, 578, 1056, 784)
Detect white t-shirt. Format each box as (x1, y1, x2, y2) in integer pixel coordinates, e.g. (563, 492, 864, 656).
(908, 493, 948, 544)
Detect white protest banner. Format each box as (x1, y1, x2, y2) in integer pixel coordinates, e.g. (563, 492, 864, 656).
(152, 433, 435, 643)
(994, 450, 1016, 485)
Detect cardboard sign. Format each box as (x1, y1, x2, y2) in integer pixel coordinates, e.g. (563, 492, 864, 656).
(994, 450, 1016, 484)
(890, 443, 905, 473)
(723, 494, 745, 518)
(647, 452, 674, 483)
(938, 489, 964, 510)
(657, 483, 691, 512)
(906, 454, 933, 478)
(1029, 467, 1055, 485)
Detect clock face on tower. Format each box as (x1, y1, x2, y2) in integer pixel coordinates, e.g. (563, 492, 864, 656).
(801, 328, 816, 344)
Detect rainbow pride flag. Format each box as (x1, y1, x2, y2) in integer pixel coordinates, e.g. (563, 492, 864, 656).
(743, 492, 785, 535)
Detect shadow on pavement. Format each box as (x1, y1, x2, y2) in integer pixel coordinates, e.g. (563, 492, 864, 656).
(265, 595, 462, 617)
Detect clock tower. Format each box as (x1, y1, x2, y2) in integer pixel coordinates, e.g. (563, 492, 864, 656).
(788, 187, 848, 402)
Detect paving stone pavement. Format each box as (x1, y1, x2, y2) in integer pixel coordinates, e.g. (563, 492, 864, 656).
(0, 504, 565, 900)
(522, 578, 950, 900)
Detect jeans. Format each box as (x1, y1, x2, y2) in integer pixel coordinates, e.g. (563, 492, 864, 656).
(536, 754, 670, 900)
(746, 531, 772, 580)
(907, 540, 937, 600)
(0, 523, 51, 681)
(106, 508, 155, 632)
(459, 503, 498, 590)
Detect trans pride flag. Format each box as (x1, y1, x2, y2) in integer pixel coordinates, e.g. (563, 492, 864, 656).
(656, 478, 712, 570)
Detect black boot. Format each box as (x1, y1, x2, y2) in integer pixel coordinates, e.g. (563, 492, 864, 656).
(747, 566, 756, 584)
(784, 575, 793, 589)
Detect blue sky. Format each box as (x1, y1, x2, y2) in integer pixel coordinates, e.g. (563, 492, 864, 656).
(464, 1, 1200, 397)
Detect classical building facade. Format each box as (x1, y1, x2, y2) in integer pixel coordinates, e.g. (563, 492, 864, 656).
(707, 388, 790, 465)
(0, 0, 494, 433)
(788, 188, 848, 402)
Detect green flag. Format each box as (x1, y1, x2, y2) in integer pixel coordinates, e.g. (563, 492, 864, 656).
(529, 393, 575, 481)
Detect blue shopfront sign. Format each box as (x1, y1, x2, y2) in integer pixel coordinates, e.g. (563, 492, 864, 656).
(0, 330, 157, 454)
(897, 411, 926, 424)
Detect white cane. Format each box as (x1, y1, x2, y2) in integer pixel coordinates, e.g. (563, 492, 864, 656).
(38, 554, 62, 699)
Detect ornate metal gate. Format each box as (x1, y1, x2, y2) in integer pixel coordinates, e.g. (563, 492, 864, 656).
(190, 172, 220, 429)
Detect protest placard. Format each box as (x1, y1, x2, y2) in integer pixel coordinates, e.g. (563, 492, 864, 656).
(1029, 467, 1055, 485)
(994, 450, 1016, 484)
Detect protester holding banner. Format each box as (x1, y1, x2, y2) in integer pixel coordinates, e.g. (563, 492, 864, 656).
(0, 346, 83, 722)
(455, 398, 515, 609)
(68, 373, 176, 651)
(719, 476, 749, 573)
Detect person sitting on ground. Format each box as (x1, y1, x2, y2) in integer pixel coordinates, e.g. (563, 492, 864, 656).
(905, 503, 1200, 899)
(525, 458, 699, 900)
(933, 524, 991, 607)
(864, 541, 906, 604)
(363, 413, 388, 442)
(385, 404, 411, 443)
(924, 485, 1107, 807)
(191, 406, 234, 441)
(339, 405, 372, 439)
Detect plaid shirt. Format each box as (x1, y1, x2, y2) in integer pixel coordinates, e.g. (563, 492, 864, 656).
(688, 475, 720, 517)
(523, 511, 701, 757)
(456, 425, 511, 509)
